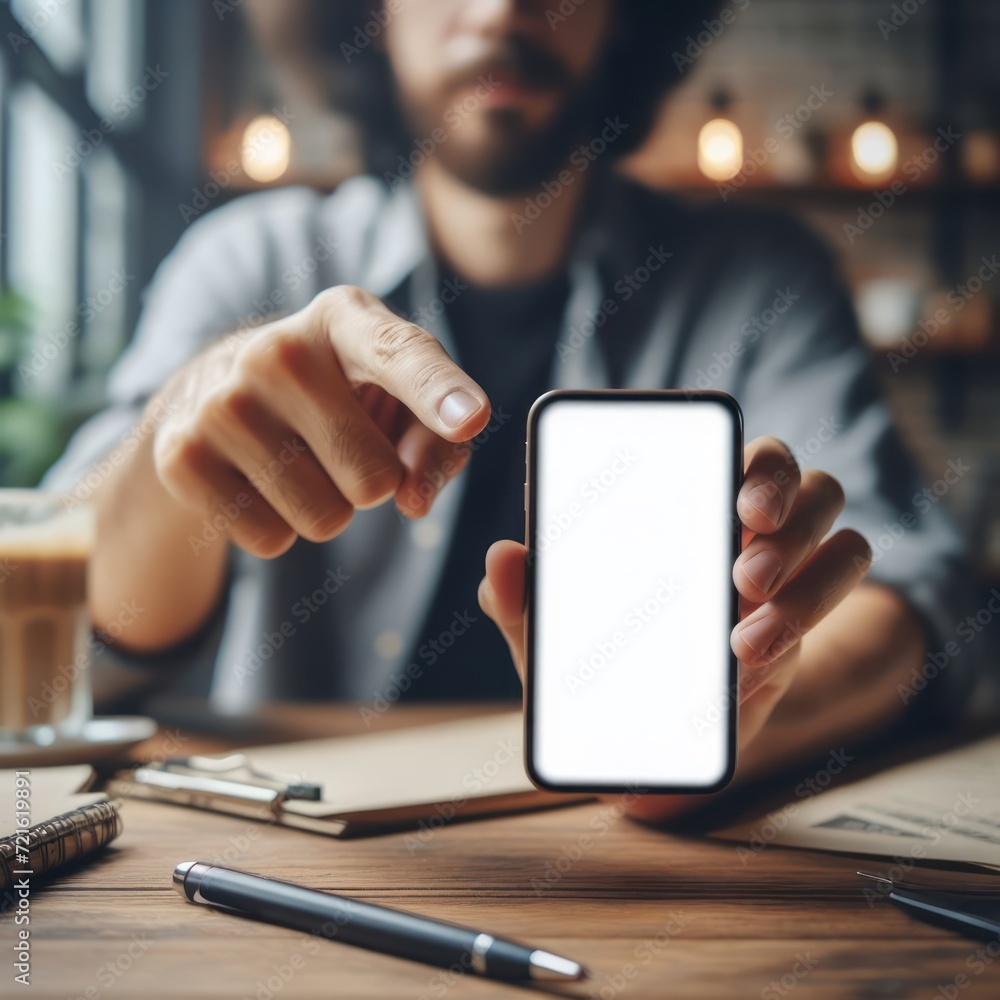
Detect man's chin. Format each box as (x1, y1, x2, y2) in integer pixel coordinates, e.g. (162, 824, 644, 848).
(405, 82, 608, 197)
(434, 134, 582, 198)
(439, 156, 557, 198)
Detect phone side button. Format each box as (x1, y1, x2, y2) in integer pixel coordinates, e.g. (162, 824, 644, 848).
(524, 484, 530, 544)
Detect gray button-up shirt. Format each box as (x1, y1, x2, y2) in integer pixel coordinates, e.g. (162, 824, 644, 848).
(45, 174, 986, 718)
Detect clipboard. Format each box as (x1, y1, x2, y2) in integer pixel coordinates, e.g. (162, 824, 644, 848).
(108, 711, 591, 837)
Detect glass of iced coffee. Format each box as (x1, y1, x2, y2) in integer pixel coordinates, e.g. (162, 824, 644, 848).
(0, 491, 95, 743)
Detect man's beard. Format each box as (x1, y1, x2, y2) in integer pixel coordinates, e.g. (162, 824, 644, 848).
(438, 80, 608, 196)
(396, 38, 611, 197)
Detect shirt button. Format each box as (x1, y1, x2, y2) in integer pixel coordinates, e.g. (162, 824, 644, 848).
(413, 520, 443, 549)
(374, 629, 403, 659)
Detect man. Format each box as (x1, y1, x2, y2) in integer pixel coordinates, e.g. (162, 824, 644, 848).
(49, 0, 972, 821)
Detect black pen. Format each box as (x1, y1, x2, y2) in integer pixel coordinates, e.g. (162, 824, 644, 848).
(173, 862, 587, 981)
(858, 871, 1000, 940)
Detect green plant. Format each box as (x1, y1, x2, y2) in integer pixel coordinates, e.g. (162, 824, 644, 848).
(0, 289, 64, 487)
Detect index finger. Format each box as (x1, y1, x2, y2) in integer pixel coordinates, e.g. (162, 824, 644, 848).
(738, 436, 801, 534)
(316, 285, 491, 442)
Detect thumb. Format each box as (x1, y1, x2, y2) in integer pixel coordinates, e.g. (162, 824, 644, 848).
(317, 285, 491, 442)
(478, 539, 527, 683)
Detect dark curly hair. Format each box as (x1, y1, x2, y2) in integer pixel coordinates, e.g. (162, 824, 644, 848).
(314, 0, 722, 177)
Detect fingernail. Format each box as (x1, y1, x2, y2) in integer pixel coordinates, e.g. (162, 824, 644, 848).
(740, 550, 781, 595)
(742, 484, 782, 526)
(438, 389, 481, 428)
(736, 615, 782, 657)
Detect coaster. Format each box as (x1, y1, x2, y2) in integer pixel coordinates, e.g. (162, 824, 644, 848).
(0, 717, 158, 768)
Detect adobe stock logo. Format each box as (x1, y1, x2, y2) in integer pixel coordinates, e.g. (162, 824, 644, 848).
(512, 118, 628, 233)
(564, 579, 682, 694)
(534, 449, 637, 553)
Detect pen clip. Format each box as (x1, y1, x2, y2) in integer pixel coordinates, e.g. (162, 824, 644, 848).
(857, 871, 894, 888)
(857, 871, 934, 894)
(158, 754, 324, 801)
(125, 766, 288, 818)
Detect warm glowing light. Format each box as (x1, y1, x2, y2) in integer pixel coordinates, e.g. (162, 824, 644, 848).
(851, 121, 898, 179)
(697, 118, 743, 182)
(964, 129, 1000, 182)
(241, 115, 291, 182)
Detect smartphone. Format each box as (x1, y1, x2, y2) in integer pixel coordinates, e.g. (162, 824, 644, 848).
(524, 389, 743, 794)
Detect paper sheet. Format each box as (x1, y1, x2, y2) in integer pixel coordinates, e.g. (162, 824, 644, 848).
(717, 735, 1000, 870)
(0, 765, 99, 838)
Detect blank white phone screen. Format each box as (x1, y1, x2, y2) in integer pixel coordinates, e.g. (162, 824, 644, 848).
(530, 397, 737, 789)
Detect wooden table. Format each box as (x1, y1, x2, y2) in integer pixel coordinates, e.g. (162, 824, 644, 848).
(12, 705, 1000, 999)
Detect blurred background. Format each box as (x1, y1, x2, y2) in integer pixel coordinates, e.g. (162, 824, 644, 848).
(0, 0, 997, 590)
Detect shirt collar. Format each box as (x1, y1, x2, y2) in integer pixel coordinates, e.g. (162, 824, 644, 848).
(357, 170, 644, 301)
(357, 181, 429, 299)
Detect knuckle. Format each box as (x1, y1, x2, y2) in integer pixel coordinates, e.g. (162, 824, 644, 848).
(351, 460, 403, 508)
(320, 412, 400, 506)
(153, 428, 204, 485)
(323, 412, 371, 470)
(320, 410, 351, 445)
(234, 329, 271, 374)
(315, 283, 369, 316)
(222, 387, 261, 427)
(199, 382, 256, 432)
(152, 433, 226, 519)
(370, 318, 431, 368)
(312, 284, 372, 336)
(238, 524, 297, 560)
(240, 328, 311, 382)
(411, 357, 456, 396)
(295, 498, 354, 542)
(268, 330, 313, 378)
(314, 503, 354, 539)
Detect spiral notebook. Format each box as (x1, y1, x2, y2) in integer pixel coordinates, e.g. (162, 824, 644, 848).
(1, 766, 122, 891)
(109, 711, 589, 837)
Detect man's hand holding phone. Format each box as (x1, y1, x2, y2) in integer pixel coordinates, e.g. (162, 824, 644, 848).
(480, 430, 872, 817)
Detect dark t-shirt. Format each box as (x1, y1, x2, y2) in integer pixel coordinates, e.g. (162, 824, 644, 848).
(401, 271, 570, 699)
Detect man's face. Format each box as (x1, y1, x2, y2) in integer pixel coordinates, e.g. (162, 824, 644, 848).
(382, 0, 613, 195)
